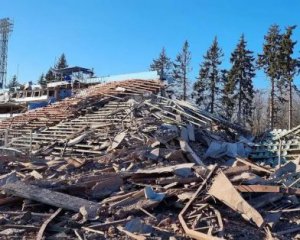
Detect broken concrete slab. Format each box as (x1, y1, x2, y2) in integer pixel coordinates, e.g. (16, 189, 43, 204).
(204, 141, 247, 159)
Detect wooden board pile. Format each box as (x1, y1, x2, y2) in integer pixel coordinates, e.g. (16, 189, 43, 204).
(0, 79, 162, 143)
(0, 79, 299, 239)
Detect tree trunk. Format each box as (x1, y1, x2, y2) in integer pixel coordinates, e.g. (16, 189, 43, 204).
(183, 62, 187, 101)
(270, 79, 274, 130)
(183, 75, 186, 101)
(288, 79, 292, 130)
(238, 78, 242, 125)
(211, 80, 215, 114)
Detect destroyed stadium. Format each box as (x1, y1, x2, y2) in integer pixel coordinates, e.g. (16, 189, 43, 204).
(0, 79, 299, 240)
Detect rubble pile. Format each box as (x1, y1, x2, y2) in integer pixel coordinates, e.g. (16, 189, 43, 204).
(0, 79, 299, 239)
(0, 80, 162, 142)
(250, 126, 300, 166)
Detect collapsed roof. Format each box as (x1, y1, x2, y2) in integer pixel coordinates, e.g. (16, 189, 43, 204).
(0, 79, 299, 239)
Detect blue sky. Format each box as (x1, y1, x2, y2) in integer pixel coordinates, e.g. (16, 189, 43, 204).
(1, 0, 300, 89)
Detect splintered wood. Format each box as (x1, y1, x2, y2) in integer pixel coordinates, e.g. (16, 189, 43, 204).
(0, 79, 299, 239)
(2, 181, 100, 220)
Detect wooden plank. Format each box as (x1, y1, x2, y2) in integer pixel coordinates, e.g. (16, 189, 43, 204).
(1, 181, 100, 219)
(208, 171, 264, 228)
(88, 218, 130, 229)
(179, 140, 205, 166)
(234, 157, 272, 174)
(235, 185, 300, 196)
(235, 185, 280, 193)
(223, 166, 251, 176)
(117, 226, 146, 240)
(82, 227, 105, 235)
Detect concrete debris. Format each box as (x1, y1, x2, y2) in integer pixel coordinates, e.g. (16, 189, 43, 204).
(204, 140, 249, 159)
(124, 217, 153, 234)
(144, 186, 165, 201)
(0, 79, 299, 239)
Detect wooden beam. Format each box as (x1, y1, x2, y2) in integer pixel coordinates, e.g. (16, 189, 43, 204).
(1, 181, 100, 219)
(235, 185, 300, 196)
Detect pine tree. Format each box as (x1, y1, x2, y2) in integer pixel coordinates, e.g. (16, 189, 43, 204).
(150, 47, 172, 80)
(56, 53, 68, 69)
(44, 54, 68, 83)
(228, 35, 255, 126)
(38, 73, 47, 87)
(193, 66, 208, 108)
(279, 26, 300, 129)
(45, 68, 55, 83)
(172, 41, 191, 100)
(7, 75, 19, 92)
(193, 37, 223, 114)
(257, 25, 283, 129)
(221, 70, 235, 120)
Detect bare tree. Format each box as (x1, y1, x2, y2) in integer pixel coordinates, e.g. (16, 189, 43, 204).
(173, 40, 191, 100)
(251, 90, 268, 135)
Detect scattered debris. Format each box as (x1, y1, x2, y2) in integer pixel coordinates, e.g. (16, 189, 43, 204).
(36, 208, 62, 240)
(0, 79, 299, 239)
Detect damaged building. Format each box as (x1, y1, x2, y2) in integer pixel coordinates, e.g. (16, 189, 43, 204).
(0, 78, 299, 239)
